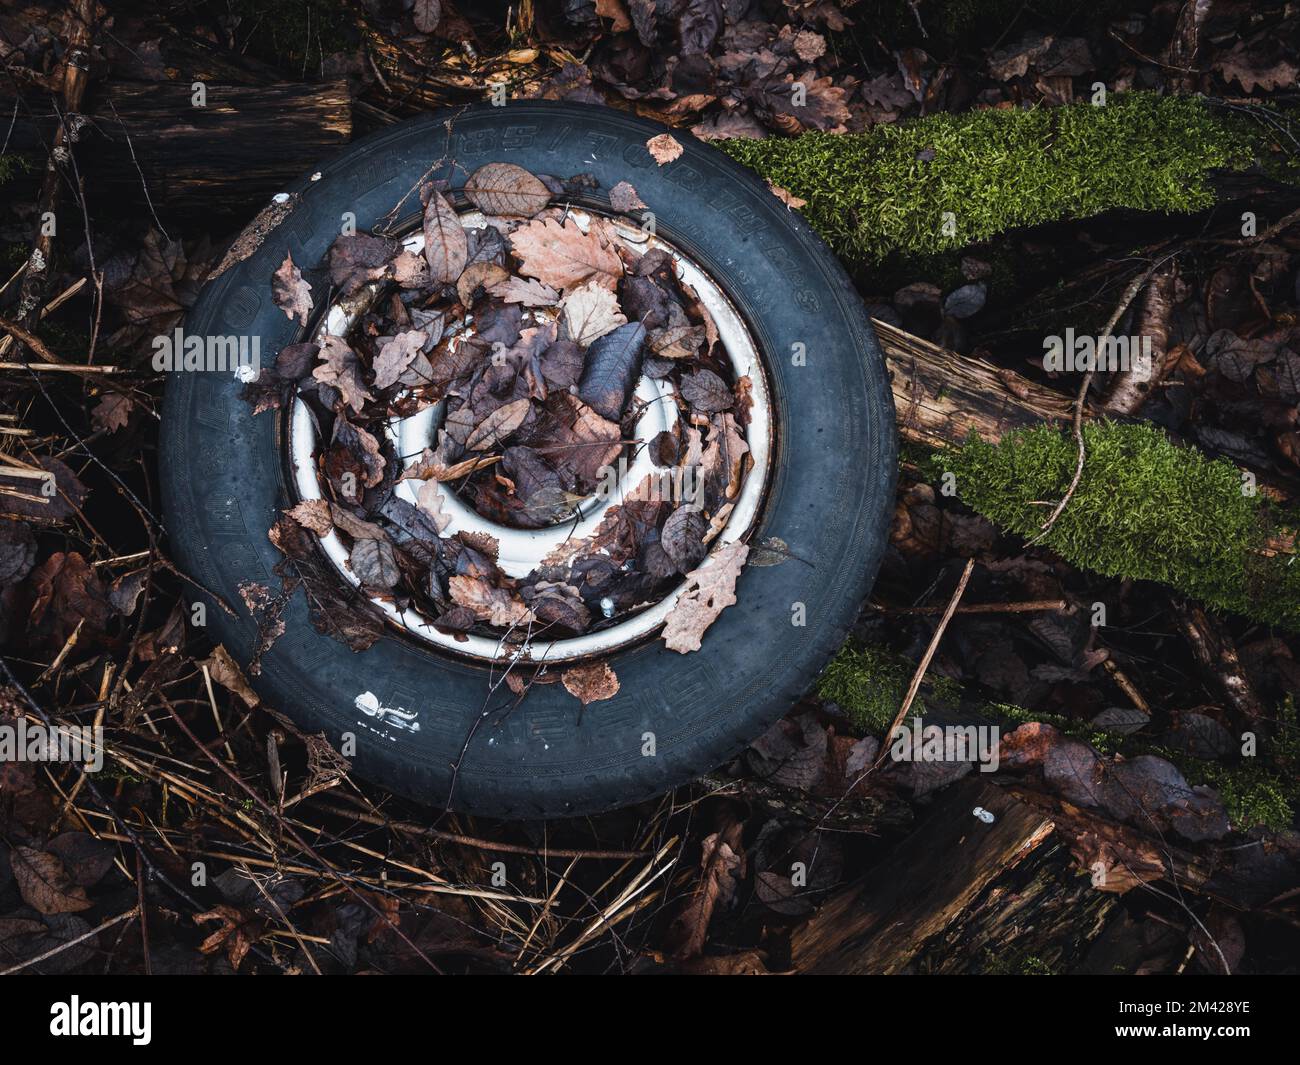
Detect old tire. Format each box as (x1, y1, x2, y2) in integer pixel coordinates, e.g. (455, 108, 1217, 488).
(160, 101, 896, 819)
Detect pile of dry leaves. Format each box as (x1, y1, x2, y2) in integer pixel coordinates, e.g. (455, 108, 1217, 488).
(249, 158, 753, 667)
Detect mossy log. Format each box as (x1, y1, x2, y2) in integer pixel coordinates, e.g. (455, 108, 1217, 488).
(722, 93, 1287, 261)
(936, 422, 1300, 630)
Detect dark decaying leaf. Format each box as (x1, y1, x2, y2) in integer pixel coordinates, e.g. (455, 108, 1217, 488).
(413, 0, 441, 34)
(503, 446, 571, 526)
(329, 233, 398, 296)
(0, 518, 37, 586)
(1, 456, 89, 524)
(660, 505, 708, 572)
(680, 367, 734, 412)
(350, 536, 400, 588)
(538, 340, 586, 389)
(11, 846, 94, 915)
(578, 321, 646, 420)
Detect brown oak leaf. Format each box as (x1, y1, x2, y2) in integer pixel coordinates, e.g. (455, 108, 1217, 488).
(509, 217, 623, 294)
(662, 541, 748, 653)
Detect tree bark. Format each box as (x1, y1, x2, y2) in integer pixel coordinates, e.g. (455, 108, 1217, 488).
(3, 81, 352, 219)
(789, 779, 1057, 974)
(876, 318, 1082, 450)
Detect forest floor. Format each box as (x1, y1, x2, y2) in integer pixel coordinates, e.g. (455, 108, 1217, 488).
(0, 0, 1298, 974)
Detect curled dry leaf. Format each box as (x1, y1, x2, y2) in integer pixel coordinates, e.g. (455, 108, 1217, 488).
(286, 500, 332, 535)
(457, 261, 510, 307)
(765, 180, 807, 209)
(201, 644, 261, 708)
(646, 133, 684, 165)
(272, 251, 313, 325)
(313, 336, 373, 414)
(466, 397, 532, 451)
(487, 274, 560, 307)
(423, 187, 468, 284)
(562, 661, 620, 705)
(561, 279, 628, 346)
(449, 574, 533, 627)
(463, 162, 552, 217)
(662, 541, 748, 653)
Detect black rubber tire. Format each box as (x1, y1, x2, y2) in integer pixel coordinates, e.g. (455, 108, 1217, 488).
(161, 101, 896, 819)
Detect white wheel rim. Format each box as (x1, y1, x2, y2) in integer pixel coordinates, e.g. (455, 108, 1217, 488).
(287, 209, 773, 662)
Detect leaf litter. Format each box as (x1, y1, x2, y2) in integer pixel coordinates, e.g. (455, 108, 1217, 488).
(247, 162, 756, 697)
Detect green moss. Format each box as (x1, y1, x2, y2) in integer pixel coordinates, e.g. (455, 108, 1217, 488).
(1183, 699, 1299, 831)
(932, 421, 1300, 630)
(721, 93, 1261, 261)
(1187, 761, 1294, 832)
(818, 643, 960, 732)
(0, 152, 33, 184)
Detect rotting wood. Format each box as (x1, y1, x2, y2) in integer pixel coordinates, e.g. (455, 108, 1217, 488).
(789, 778, 1055, 974)
(875, 318, 1080, 450)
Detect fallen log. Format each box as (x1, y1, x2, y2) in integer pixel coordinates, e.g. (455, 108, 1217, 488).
(2, 81, 352, 218)
(875, 318, 1079, 450)
(790, 778, 1060, 974)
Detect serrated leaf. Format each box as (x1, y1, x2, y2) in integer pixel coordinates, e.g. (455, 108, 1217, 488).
(350, 537, 400, 588)
(562, 280, 628, 346)
(509, 217, 623, 294)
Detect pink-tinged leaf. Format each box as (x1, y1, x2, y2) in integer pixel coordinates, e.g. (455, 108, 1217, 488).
(646, 133, 684, 165)
(272, 251, 313, 325)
